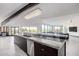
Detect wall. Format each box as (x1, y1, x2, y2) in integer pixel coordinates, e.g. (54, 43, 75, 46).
(42, 13, 79, 36)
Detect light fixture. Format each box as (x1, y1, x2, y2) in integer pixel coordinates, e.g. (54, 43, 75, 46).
(24, 8, 42, 19)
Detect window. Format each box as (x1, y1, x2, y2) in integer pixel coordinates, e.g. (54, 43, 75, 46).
(41, 24, 66, 33)
(14, 27, 19, 35)
(47, 25, 52, 33)
(42, 24, 53, 33)
(20, 27, 37, 33)
(42, 24, 48, 33)
(11, 27, 15, 35)
(29, 27, 37, 33)
(53, 26, 63, 33)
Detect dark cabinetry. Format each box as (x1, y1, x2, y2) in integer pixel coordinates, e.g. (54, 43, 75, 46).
(14, 36, 27, 54)
(14, 36, 66, 56)
(34, 42, 58, 56)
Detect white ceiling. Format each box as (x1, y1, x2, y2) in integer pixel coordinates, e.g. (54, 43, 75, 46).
(32, 3, 79, 20)
(4, 3, 79, 26)
(9, 3, 79, 21)
(0, 3, 26, 23)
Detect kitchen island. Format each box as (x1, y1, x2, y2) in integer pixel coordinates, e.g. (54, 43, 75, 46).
(14, 35, 66, 56)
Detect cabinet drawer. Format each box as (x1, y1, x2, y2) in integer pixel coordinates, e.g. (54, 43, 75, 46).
(34, 42, 58, 56)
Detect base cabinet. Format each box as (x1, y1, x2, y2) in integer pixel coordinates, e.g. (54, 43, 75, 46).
(14, 36, 66, 56)
(34, 42, 58, 56)
(14, 36, 27, 54)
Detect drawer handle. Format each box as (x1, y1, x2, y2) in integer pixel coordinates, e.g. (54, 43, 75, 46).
(41, 49, 45, 51)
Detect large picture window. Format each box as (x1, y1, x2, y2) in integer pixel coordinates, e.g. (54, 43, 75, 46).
(20, 27, 38, 33)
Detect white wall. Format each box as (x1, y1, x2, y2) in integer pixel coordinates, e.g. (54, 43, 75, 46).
(42, 13, 79, 36)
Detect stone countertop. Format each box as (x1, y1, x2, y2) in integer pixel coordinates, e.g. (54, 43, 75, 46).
(15, 35, 66, 50)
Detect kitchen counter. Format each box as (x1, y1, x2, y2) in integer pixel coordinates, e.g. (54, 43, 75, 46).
(16, 35, 66, 50)
(14, 35, 66, 56)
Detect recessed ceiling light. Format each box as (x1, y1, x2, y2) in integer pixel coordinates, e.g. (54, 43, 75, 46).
(24, 8, 42, 19)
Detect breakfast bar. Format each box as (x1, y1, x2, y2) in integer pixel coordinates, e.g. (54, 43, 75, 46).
(14, 35, 66, 56)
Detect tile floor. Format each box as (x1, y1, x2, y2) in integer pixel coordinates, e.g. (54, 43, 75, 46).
(66, 36, 79, 56)
(0, 36, 79, 56)
(0, 36, 27, 56)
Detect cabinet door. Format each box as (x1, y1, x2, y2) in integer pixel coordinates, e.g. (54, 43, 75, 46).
(34, 42, 58, 56)
(14, 36, 27, 54)
(19, 38, 27, 53)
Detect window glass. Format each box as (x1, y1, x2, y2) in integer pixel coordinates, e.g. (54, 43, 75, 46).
(8, 27, 12, 35)
(42, 24, 53, 33)
(47, 25, 53, 33)
(20, 27, 37, 33)
(14, 27, 19, 35)
(41, 24, 65, 33)
(53, 26, 63, 33)
(29, 27, 37, 33)
(42, 24, 45, 32)
(11, 27, 15, 35)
